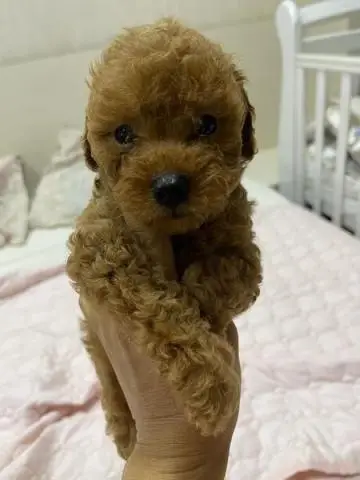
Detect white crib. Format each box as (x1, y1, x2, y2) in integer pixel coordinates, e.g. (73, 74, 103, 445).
(276, 0, 360, 237)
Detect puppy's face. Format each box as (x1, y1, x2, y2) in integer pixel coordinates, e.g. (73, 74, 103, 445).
(85, 19, 256, 234)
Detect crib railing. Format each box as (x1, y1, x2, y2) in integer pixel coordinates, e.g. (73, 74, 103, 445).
(276, 0, 360, 238)
(294, 53, 360, 237)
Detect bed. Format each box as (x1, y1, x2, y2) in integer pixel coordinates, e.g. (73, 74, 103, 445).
(1, 1, 360, 480)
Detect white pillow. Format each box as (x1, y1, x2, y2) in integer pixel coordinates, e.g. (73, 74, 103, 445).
(29, 129, 95, 229)
(0, 155, 29, 246)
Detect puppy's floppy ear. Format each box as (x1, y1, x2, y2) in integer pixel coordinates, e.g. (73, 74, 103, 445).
(232, 66, 257, 161)
(241, 91, 257, 161)
(82, 124, 98, 171)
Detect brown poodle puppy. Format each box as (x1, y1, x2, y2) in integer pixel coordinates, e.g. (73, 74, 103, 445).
(67, 18, 262, 460)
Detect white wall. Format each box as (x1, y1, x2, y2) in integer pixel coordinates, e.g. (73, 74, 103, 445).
(2, 0, 351, 152)
(0, 0, 283, 63)
(1, 0, 355, 191)
(0, 0, 288, 151)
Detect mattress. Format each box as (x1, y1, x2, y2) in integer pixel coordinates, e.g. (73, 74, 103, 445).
(1, 182, 360, 480)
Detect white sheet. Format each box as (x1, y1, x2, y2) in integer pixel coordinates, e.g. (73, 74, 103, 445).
(0, 227, 72, 276)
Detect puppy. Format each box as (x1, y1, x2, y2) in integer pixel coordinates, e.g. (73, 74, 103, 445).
(67, 18, 262, 460)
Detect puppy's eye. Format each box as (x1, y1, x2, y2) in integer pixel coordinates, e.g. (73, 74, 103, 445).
(114, 124, 135, 145)
(196, 115, 217, 136)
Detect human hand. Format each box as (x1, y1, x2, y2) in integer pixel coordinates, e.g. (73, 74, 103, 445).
(95, 315, 240, 480)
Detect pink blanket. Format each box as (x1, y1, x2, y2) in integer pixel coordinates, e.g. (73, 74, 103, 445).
(1, 202, 360, 480)
(0, 268, 121, 479)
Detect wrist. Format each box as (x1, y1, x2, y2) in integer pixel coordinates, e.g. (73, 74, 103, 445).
(123, 441, 231, 480)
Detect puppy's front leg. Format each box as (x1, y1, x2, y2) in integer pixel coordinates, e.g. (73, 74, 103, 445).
(183, 186, 262, 333)
(68, 209, 240, 436)
(141, 230, 177, 281)
(80, 305, 136, 460)
(113, 258, 240, 436)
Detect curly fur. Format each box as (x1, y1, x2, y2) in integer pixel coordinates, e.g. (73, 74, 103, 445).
(66, 18, 262, 460)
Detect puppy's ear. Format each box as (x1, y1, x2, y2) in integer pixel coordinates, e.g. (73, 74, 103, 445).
(82, 124, 98, 171)
(241, 91, 257, 161)
(232, 66, 257, 161)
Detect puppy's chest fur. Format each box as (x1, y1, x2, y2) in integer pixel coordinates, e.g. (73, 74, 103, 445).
(171, 232, 205, 279)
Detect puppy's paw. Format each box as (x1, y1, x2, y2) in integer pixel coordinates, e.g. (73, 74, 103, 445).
(183, 364, 240, 437)
(107, 415, 137, 460)
(114, 422, 137, 460)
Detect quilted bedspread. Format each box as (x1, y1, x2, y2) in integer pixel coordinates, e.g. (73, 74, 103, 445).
(1, 200, 360, 480)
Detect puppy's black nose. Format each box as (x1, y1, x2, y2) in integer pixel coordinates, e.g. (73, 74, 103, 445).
(152, 173, 190, 209)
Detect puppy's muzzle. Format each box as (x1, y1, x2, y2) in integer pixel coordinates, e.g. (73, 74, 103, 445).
(152, 173, 190, 210)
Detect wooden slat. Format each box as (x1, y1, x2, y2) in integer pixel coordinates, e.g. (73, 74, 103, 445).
(333, 73, 352, 226)
(297, 53, 360, 74)
(276, 0, 300, 202)
(356, 200, 360, 237)
(303, 29, 360, 55)
(295, 67, 306, 204)
(300, 0, 360, 26)
(313, 70, 327, 215)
